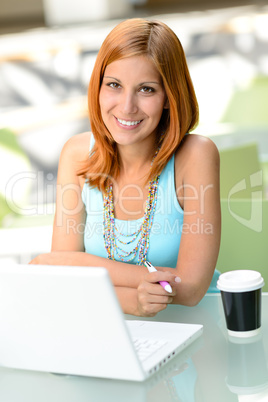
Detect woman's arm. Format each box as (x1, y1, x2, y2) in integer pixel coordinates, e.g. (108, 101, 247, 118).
(51, 132, 89, 252)
(156, 135, 221, 306)
(30, 250, 178, 295)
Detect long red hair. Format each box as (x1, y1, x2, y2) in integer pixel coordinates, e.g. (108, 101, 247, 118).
(79, 18, 199, 192)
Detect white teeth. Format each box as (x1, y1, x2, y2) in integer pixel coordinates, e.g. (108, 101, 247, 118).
(117, 118, 141, 126)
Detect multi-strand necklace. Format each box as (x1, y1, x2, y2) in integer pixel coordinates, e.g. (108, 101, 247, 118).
(103, 148, 160, 265)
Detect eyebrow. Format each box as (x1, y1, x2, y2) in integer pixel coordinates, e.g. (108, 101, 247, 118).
(103, 76, 161, 85)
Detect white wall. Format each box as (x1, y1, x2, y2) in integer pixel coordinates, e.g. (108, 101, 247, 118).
(0, 0, 132, 26)
(43, 0, 132, 25)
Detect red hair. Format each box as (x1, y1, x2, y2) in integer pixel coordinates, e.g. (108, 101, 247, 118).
(79, 18, 199, 192)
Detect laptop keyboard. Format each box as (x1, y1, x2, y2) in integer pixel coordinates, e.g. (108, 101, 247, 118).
(133, 338, 168, 362)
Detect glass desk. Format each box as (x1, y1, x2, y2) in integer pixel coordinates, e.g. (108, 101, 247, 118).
(0, 294, 267, 402)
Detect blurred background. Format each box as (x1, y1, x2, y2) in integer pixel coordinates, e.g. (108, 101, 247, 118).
(1, 0, 268, 298)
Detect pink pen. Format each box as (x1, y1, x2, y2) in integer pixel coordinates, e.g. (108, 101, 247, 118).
(144, 261, 172, 293)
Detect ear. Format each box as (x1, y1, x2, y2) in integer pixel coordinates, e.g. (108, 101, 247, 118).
(163, 97, 169, 109)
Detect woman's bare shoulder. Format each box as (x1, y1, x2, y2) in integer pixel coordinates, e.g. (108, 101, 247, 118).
(60, 132, 92, 162)
(176, 134, 219, 168)
(181, 133, 218, 155)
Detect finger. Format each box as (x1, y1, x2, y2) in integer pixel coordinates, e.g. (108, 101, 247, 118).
(139, 281, 169, 296)
(145, 271, 180, 286)
(147, 295, 174, 304)
(170, 276, 182, 285)
(139, 289, 174, 304)
(29, 261, 38, 265)
(140, 302, 169, 317)
(145, 271, 170, 283)
(141, 281, 177, 299)
(143, 278, 177, 297)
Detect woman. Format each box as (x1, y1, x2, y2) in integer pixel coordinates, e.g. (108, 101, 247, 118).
(31, 19, 221, 316)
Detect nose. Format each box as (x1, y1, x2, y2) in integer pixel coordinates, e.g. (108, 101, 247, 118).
(120, 91, 138, 115)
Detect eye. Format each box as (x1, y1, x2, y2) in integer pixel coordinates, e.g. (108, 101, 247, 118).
(107, 82, 121, 89)
(140, 86, 155, 94)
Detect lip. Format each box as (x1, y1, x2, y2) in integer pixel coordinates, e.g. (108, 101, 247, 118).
(114, 116, 143, 129)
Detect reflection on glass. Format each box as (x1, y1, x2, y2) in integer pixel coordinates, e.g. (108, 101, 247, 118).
(147, 357, 197, 402)
(226, 332, 268, 399)
(0, 339, 201, 402)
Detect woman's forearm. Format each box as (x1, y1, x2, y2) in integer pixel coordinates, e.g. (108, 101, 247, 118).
(30, 251, 147, 289)
(76, 252, 148, 288)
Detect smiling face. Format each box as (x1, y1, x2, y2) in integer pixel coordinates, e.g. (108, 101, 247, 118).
(99, 55, 167, 149)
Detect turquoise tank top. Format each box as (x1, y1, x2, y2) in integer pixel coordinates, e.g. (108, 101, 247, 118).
(81, 137, 220, 292)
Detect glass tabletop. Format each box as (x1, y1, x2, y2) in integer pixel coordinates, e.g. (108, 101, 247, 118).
(0, 294, 267, 402)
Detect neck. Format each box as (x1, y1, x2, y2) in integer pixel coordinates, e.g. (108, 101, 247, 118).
(117, 139, 158, 178)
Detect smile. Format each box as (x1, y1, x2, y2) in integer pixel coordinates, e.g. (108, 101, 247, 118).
(116, 117, 142, 127)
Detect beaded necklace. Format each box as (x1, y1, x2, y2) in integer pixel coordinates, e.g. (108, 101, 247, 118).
(103, 147, 160, 265)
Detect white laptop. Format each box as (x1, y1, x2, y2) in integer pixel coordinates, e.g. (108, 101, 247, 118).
(0, 264, 203, 381)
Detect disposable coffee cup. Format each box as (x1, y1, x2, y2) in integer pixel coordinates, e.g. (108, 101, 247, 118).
(217, 270, 264, 337)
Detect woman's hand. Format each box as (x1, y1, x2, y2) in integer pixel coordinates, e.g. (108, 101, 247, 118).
(137, 271, 180, 317)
